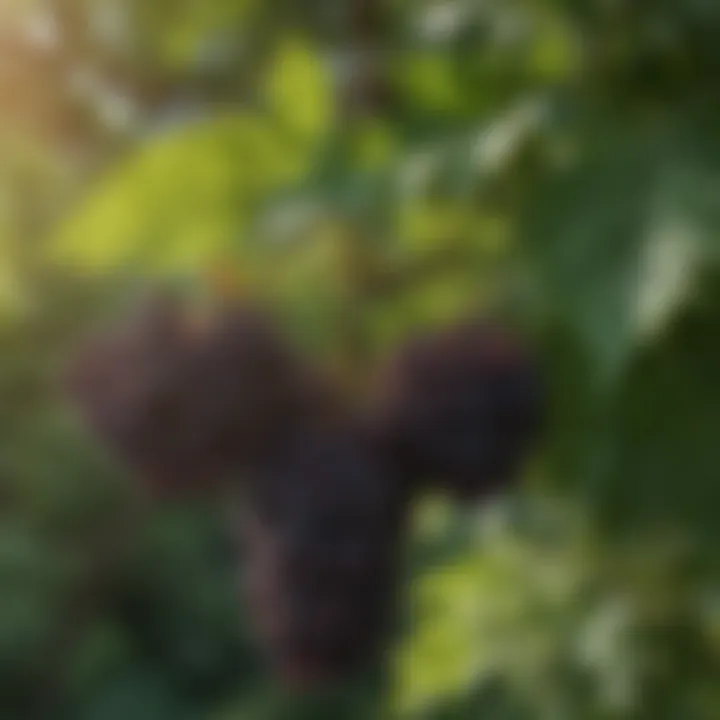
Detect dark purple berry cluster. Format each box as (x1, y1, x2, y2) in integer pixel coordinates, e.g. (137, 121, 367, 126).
(241, 421, 407, 686)
(68, 296, 317, 496)
(68, 297, 543, 689)
(371, 319, 544, 500)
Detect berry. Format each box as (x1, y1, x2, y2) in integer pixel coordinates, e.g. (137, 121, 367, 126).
(68, 295, 543, 690)
(67, 297, 316, 496)
(240, 419, 408, 688)
(371, 318, 544, 500)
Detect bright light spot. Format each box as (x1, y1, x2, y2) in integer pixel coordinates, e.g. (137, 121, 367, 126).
(397, 149, 441, 197)
(21, 7, 60, 52)
(636, 212, 701, 341)
(98, 88, 138, 132)
(417, 1, 467, 43)
(471, 98, 546, 174)
(260, 199, 323, 244)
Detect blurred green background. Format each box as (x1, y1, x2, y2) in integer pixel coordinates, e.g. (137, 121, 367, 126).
(1, 1, 720, 718)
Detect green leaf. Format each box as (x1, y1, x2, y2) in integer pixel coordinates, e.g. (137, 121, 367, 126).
(522, 117, 657, 387)
(523, 112, 720, 390)
(53, 114, 311, 274)
(266, 37, 335, 147)
(602, 274, 720, 546)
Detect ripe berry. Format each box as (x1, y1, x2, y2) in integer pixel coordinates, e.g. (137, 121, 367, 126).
(371, 318, 544, 500)
(240, 419, 408, 688)
(67, 297, 315, 497)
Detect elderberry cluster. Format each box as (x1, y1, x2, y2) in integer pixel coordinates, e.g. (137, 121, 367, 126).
(241, 422, 407, 686)
(68, 296, 543, 688)
(372, 318, 544, 500)
(68, 296, 318, 496)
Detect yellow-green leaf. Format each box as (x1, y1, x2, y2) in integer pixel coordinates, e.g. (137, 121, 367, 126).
(266, 37, 335, 145)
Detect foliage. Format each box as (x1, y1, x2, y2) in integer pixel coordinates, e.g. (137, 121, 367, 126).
(0, 0, 719, 718)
